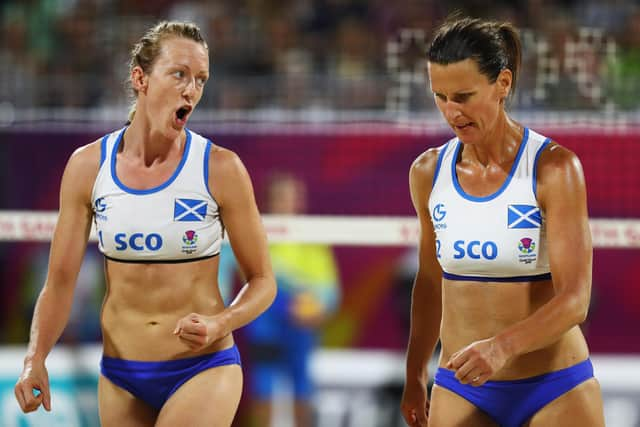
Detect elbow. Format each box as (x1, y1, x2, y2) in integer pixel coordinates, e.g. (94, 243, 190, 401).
(575, 303, 589, 325)
(564, 293, 590, 325)
(265, 275, 278, 309)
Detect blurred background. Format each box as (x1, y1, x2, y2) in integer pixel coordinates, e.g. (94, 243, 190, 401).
(0, 0, 639, 426)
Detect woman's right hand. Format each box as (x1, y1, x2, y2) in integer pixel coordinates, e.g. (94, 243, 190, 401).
(15, 359, 51, 413)
(401, 378, 430, 427)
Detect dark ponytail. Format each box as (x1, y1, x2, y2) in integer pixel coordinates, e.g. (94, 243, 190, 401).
(498, 23, 522, 93)
(427, 17, 522, 94)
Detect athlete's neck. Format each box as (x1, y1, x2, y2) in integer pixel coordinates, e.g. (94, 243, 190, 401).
(123, 116, 184, 167)
(466, 114, 522, 168)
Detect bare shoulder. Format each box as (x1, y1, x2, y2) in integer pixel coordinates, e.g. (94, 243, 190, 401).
(536, 142, 585, 185)
(207, 144, 252, 206)
(208, 144, 245, 175)
(536, 142, 587, 210)
(410, 145, 444, 188)
(66, 139, 102, 174)
(62, 139, 103, 199)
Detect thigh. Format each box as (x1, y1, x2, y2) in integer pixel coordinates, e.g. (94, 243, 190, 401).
(427, 385, 498, 427)
(525, 378, 605, 427)
(98, 375, 157, 427)
(156, 364, 243, 427)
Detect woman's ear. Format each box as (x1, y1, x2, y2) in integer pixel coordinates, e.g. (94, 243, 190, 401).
(131, 66, 148, 95)
(496, 68, 513, 100)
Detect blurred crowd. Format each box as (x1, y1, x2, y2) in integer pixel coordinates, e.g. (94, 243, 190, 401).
(0, 0, 639, 112)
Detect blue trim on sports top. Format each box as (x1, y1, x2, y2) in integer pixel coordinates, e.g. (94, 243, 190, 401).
(100, 345, 241, 411)
(442, 271, 552, 282)
(452, 128, 530, 202)
(434, 358, 594, 427)
(532, 138, 551, 197)
(203, 139, 214, 199)
(111, 128, 192, 195)
(432, 141, 450, 189)
(99, 135, 108, 167)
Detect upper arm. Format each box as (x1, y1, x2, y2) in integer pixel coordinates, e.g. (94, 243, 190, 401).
(536, 144, 592, 298)
(409, 149, 443, 286)
(47, 141, 101, 287)
(209, 147, 273, 282)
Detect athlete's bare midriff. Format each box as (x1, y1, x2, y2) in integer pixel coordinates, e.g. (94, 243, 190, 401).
(100, 256, 233, 361)
(439, 279, 590, 379)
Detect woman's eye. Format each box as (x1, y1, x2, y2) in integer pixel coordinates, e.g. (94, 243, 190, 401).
(174, 70, 184, 78)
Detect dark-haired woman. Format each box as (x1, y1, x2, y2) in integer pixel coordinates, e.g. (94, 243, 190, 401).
(401, 17, 604, 427)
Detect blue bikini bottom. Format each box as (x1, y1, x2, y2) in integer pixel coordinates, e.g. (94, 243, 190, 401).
(100, 345, 241, 411)
(434, 358, 594, 427)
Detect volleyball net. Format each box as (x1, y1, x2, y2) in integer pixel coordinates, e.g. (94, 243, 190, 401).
(1, 211, 639, 248)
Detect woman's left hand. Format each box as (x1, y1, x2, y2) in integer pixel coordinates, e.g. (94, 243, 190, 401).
(445, 337, 510, 386)
(173, 313, 228, 351)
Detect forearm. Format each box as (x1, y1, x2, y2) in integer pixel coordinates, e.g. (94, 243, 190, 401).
(220, 275, 277, 333)
(495, 292, 587, 359)
(25, 284, 75, 364)
(406, 279, 442, 379)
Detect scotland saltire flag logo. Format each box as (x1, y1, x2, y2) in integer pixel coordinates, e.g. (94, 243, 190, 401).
(174, 198, 207, 221)
(508, 205, 541, 229)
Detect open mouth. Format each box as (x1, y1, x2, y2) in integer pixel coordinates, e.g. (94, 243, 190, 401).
(175, 105, 192, 125)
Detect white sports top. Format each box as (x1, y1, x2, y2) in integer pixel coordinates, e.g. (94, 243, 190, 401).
(429, 128, 552, 282)
(91, 127, 223, 263)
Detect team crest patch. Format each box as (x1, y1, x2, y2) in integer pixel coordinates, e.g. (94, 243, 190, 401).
(518, 237, 537, 264)
(174, 198, 207, 221)
(518, 237, 535, 254)
(182, 230, 198, 254)
(508, 205, 541, 229)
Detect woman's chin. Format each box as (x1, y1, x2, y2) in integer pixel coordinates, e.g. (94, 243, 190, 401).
(456, 133, 478, 145)
(164, 119, 184, 138)
(452, 124, 476, 141)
